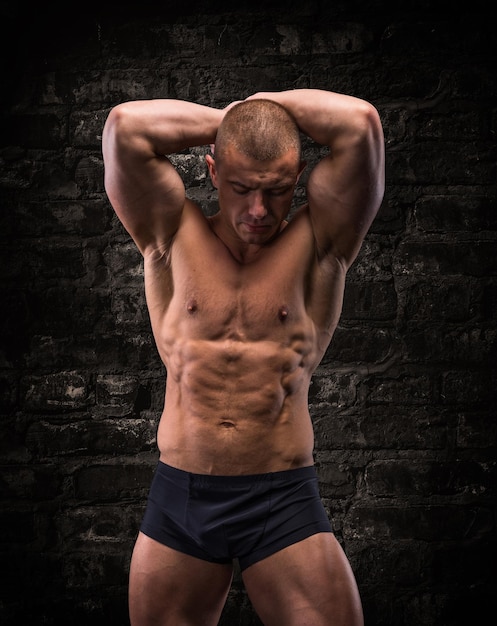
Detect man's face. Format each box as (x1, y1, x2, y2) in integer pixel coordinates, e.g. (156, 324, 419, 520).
(206, 145, 305, 246)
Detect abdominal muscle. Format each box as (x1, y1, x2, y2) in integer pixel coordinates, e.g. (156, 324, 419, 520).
(156, 329, 317, 476)
(145, 205, 338, 476)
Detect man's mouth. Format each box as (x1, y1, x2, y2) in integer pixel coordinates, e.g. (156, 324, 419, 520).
(243, 222, 272, 233)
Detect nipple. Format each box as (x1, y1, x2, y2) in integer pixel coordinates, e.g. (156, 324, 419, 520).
(278, 306, 289, 322)
(187, 299, 198, 314)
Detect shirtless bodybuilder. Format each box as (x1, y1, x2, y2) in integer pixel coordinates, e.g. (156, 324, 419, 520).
(102, 88, 385, 626)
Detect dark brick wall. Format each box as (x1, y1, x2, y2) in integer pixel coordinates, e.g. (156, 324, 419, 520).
(1, 2, 495, 624)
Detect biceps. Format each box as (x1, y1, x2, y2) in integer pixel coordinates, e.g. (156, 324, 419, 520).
(307, 146, 384, 266)
(104, 154, 186, 255)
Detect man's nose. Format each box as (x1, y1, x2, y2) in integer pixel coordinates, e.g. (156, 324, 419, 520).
(248, 191, 267, 219)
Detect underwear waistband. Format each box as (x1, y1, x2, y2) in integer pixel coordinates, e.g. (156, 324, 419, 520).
(156, 460, 317, 487)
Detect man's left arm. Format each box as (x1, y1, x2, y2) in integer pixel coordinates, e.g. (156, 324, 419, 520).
(247, 89, 385, 268)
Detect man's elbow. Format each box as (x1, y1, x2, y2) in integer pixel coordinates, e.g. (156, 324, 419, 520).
(102, 102, 149, 162)
(357, 103, 385, 194)
(351, 101, 384, 149)
(103, 103, 134, 144)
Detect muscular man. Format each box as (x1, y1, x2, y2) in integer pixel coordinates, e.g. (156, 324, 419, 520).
(102, 88, 384, 626)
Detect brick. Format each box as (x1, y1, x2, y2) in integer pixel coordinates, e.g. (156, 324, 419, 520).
(353, 542, 431, 587)
(367, 373, 434, 406)
(96, 374, 141, 417)
(30, 332, 160, 374)
(74, 154, 105, 194)
(394, 241, 497, 277)
(13, 197, 113, 237)
(320, 326, 395, 365)
(457, 412, 497, 449)
(0, 464, 61, 501)
(25, 419, 157, 457)
(73, 462, 155, 501)
(110, 287, 149, 327)
(401, 279, 471, 322)
(405, 326, 497, 365)
(441, 369, 495, 405)
(414, 194, 497, 233)
(24, 334, 102, 371)
(22, 371, 90, 412)
(56, 504, 144, 545)
(70, 109, 110, 147)
(102, 241, 143, 285)
(170, 152, 209, 186)
(8, 239, 87, 281)
(341, 281, 398, 321)
(309, 371, 359, 407)
(381, 107, 409, 151)
(62, 551, 129, 589)
(409, 109, 482, 142)
(315, 460, 357, 498)
(33, 286, 111, 336)
(311, 21, 374, 54)
(347, 236, 395, 279)
(312, 412, 366, 450)
(359, 407, 448, 450)
(345, 504, 494, 542)
(365, 459, 496, 498)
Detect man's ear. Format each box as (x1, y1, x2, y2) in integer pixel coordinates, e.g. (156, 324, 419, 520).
(296, 160, 307, 183)
(205, 154, 218, 188)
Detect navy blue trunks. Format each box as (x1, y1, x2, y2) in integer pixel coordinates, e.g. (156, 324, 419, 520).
(139, 461, 332, 571)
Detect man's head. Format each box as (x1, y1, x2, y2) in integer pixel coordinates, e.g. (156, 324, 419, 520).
(213, 98, 301, 168)
(206, 99, 305, 247)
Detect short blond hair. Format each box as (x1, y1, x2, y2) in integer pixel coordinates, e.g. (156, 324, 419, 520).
(215, 99, 301, 166)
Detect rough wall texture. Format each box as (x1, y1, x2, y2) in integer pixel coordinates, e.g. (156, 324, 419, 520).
(0, 1, 495, 624)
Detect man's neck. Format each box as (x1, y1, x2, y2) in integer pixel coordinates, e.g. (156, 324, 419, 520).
(208, 214, 266, 265)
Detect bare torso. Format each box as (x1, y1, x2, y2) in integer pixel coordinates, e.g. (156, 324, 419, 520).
(145, 200, 346, 475)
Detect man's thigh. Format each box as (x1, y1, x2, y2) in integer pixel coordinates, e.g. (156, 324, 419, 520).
(129, 531, 234, 626)
(241, 532, 364, 626)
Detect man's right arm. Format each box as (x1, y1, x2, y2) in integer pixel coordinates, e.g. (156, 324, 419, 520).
(246, 89, 385, 270)
(102, 100, 222, 256)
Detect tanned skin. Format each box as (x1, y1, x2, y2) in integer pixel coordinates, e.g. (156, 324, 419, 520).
(102, 89, 385, 626)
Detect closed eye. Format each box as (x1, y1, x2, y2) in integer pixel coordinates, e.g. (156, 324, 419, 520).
(231, 182, 251, 195)
(230, 182, 292, 196)
(267, 187, 291, 196)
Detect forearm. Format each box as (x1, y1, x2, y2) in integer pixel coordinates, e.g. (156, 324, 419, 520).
(246, 89, 378, 148)
(103, 99, 223, 158)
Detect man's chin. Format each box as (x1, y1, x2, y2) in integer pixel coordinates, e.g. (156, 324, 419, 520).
(240, 222, 277, 240)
